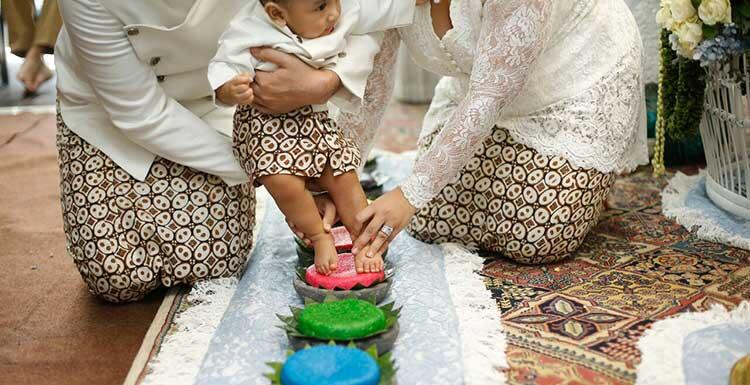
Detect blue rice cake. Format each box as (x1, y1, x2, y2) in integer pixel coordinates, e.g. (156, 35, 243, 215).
(280, 345, 380, 385)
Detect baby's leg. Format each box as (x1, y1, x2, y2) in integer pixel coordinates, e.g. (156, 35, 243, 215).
(259, 174, 338, 274)
(319, 168, 383, 273)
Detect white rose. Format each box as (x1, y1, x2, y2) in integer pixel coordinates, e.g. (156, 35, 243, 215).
(698, 0, 732, 25)
(672, 21, 704, 57)
(656, 6, 676, 30)
(670, 0, 698, 22)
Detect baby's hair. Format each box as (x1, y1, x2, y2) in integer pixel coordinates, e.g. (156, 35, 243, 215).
(259, 0, 288, 4)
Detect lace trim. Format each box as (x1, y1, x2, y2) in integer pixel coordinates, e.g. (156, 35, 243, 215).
(504, 43, 648, 174)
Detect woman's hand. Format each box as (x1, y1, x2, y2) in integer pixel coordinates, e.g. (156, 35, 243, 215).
(250, 47, 341, 114)
(287, 194, 339, 246)
(352, 187, 417, 259)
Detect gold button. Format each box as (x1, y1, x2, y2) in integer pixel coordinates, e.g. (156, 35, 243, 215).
(156, 75, 165, 82)
(126, 27, 139, 36)
(150, 57, 161, 66)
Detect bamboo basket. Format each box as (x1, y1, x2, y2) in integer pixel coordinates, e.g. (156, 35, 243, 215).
(700, 54, 750, 219)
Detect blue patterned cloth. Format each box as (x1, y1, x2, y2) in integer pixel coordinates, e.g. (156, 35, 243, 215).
(194, 155, 467, 385)
(683, 324, 750, 385)
(686, 176, 749, 240)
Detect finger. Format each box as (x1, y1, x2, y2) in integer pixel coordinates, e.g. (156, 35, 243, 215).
(233, 83, 250, 93)
(329, 255, 338, 271)
(321, 201, 336, 232)
(355, 204, 375, 224)
(236, 87, 253, 98)
(237, 92, 254, 105)
(375, 240, 390, 261)
(354, 214, 384, 254)
(355, 251, 366, 273)
(250, 47, 292, 66)
(352, 206, 376, 253)
(233, 74, 252, 85)
(367, 226, 390, 257)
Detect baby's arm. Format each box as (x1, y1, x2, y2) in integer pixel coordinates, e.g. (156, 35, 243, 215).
(216, 73, 254, 106)
(207, 3, 260, 101)
(350, 0, 417, 35)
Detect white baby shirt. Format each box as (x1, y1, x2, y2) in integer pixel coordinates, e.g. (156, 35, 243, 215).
(208, 0, 415, 112)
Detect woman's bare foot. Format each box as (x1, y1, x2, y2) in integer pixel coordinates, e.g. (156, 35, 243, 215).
(17, 46, 53, 93)
(354, 245, 383, 273)
(311, 233, 338, 275)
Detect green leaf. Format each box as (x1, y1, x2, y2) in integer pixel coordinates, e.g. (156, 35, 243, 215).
(739, 3, 750, 17)
(703, 24, 719, 39)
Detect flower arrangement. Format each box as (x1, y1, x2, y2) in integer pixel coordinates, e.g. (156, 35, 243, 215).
(655, 0, 750, 64)
(652, 0, 750, 175)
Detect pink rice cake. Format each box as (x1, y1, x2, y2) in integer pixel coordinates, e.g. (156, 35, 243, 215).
(305, 253, 385, 290)
(332, 226, 353, 252)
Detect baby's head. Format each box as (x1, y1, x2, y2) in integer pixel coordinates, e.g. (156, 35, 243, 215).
(261, 0, 341, 39)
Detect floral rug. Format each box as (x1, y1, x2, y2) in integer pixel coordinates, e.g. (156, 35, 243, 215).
(484, 168, 750, 385)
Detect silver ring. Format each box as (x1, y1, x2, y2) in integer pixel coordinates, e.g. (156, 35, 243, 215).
(379, 224, 394, 237)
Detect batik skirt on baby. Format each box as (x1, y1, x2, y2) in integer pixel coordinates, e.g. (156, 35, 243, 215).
(232, 105, 361, 186)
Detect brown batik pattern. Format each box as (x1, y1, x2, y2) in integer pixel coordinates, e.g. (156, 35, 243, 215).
(233, 105, 361, 186)
(56, 114, 255, 303)
(407, 127, 615, 265)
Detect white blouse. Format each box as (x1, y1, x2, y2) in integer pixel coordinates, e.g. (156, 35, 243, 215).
(338, 0, 649, 209)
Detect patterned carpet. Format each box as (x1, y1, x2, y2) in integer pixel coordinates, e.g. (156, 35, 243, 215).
(481, 168, 750, 385)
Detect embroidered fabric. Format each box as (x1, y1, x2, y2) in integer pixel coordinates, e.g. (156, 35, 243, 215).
(336, 30, 400, 162)
(342, 0, 648, 209)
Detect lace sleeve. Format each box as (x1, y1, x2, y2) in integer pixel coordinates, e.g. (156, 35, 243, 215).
(401, 0, 552, 209)
(336, 29, 400, 162)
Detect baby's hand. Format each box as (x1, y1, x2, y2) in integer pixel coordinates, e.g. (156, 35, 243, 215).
(216, 73, 254, 106)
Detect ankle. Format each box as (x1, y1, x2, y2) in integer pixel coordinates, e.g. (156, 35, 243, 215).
(26, 46, 44, 60)
(308, 232, 333, 245)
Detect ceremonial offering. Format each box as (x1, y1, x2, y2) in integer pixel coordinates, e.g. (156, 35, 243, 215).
(296, 226, 388, 267)
(294, 253, 392, 303)
(265, 345, 395, 385)
(279, 297, 400, 353)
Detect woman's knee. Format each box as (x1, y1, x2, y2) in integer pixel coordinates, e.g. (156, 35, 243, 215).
(502, 221, 593, 264)
(73, 255, 161, 303)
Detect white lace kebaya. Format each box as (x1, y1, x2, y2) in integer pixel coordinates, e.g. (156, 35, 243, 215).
(338, 0, 649, 209)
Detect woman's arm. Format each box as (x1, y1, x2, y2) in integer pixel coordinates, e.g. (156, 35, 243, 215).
(401, 0, 552, 209)
(58, 0, 247, 184)
(353, 0, 553, 257)
(336, 29, 400, 161)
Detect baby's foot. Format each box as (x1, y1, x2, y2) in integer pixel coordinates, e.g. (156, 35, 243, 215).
(354, 245, 383, 273)
(311, 233, 338, 275)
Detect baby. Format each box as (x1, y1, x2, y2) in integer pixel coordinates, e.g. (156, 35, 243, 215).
(208, 0, 415, 274)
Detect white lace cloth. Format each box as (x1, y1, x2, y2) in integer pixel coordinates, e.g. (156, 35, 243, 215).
(338, 0, 649, 209)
